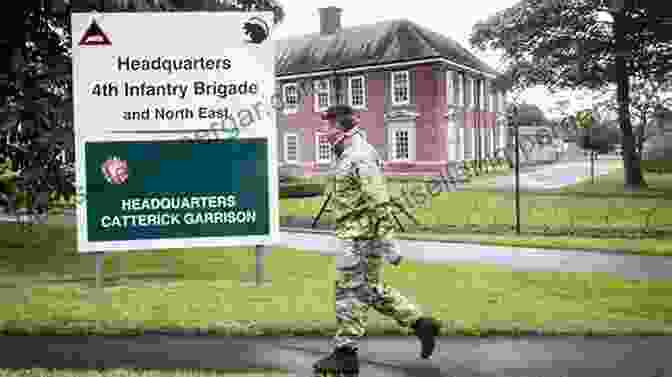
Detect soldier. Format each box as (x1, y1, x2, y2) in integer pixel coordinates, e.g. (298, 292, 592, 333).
(312, 104, 441, 377)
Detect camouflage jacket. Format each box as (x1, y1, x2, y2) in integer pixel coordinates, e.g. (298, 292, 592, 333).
(327, 132, 400, 243)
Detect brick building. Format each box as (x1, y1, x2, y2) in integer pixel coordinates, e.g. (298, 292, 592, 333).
(275, 7, 507, 177)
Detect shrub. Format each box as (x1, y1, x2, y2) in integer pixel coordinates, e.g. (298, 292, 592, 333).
(0, 174, 17, 196)
(641, 160, 672, 174)
(279, 183, 325, 199)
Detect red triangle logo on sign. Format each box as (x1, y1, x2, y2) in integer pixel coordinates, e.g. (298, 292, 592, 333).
(79, 19, 111, 46)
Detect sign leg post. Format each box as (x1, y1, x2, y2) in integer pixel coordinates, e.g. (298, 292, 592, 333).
(242, 245, 271, 287)
(95, 252, 105, 330)
(96, 252, 104, 292)
(255, 245, 265, 287)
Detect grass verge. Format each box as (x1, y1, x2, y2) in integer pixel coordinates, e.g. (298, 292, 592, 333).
(561, 166, 672, 198)
(1, 223, 672, 337)
(397, 232, 672, 257)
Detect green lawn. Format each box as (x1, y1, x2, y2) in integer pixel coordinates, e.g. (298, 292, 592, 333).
(397, 232, 672, 257)
(2, 222, 672, 337)
(0, 369, 289, 377)
(282, 189, 672, 236)
(561, 166, 672, 198)
(281, 169, 672, 255)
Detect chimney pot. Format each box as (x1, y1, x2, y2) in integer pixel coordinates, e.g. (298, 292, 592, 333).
(318, 7, 342, 35)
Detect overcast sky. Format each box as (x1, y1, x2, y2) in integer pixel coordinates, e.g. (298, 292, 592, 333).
(270, 0, 601, 119)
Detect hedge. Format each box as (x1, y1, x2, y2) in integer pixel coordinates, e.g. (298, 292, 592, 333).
(279, 183, 325, 199)
(641, 160, 672, 174)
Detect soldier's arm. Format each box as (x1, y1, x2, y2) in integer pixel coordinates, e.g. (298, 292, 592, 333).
(353, 159, 389, 206)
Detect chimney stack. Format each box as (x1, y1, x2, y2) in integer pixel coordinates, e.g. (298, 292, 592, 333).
(318, 7, 342, 35)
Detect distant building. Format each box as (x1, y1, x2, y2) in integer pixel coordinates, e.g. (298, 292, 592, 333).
(275, 7, 507, 177)
(654, 107, 672, 134)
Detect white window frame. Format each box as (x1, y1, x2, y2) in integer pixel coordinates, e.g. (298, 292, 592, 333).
(463, 75, 471, 109)
(491, 126, 497, 155)
(456, 73, 464, 107)
(348, 75, 367, 109)
(447, 122, 457, 161)
(471, 127, 477, 160)
(489, 92, 496, 112)
(499, 92, 506, 113)
(284, 133, 299, 164)
(388, 123, 415, 161)
(283, 83, 298, 114)
(458, 126, 465, 161)
(313, 79, 331, 112)
(446, 70, 454, 105)
(471, 79, 481, 109)
(481, 80, 488, 111)
(499, 122, 507, 149)
(391, 70, 410, 106)
(315, 132, 333, 163)
(465, 77, 473, 109)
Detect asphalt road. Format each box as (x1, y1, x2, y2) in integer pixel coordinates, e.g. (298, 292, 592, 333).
(0, 334, 671, 377)
(470, 157, 622, 191)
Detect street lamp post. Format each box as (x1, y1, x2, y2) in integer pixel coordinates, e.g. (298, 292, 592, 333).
(510, 106, 521, 235)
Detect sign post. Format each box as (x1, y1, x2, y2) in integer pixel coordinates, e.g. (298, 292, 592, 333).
(71, 11, 278, 288)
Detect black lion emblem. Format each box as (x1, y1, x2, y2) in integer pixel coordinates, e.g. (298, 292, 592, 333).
(243, 17, 269, 44)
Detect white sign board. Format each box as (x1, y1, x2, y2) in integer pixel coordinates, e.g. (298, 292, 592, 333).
(71, 12, 279, 253)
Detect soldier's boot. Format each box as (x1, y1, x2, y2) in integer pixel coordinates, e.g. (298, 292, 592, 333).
(411, 317, 441, 359)
(312, 345, 359, 377)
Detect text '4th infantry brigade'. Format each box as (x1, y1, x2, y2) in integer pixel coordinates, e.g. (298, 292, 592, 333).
(90, 56, 259, 121)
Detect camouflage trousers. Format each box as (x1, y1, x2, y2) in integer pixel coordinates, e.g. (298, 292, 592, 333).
(332, 238, 423, 350)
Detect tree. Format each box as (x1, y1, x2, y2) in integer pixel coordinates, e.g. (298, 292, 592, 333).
(1, 0, 75, 214)
(470, 0, 672, 190)
(513, 103, 548, 126)
(576, 109, 619, 153)
(0, 0, 285, 214)
(594, 78, 672, 155)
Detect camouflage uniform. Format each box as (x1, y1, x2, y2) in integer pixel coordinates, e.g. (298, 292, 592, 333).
(327, 130, 423, 351)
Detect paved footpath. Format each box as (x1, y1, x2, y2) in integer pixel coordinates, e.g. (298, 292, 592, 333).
(279, 229, 672, 281)
(0, 334, 670, 377)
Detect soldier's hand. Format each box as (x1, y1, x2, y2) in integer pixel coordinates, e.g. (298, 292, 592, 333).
(389, 255, 403, 266)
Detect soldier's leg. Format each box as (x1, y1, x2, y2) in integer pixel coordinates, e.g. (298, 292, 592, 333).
(333, 282, 369, 350)
(370, 279, 441, 359)
(361, 239, 422, 328)
(332, 240, 369, 350)
(369, 281, 423, 329)
(365, 240, 441, 359)
(313, 240, 365, 376)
